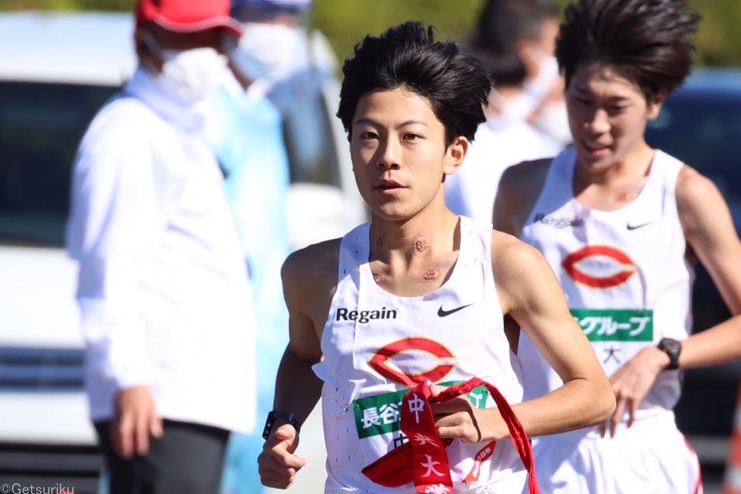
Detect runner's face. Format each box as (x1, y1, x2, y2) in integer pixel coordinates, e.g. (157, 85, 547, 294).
(349, 88, 465, 221)
(565, 63, 661, 174)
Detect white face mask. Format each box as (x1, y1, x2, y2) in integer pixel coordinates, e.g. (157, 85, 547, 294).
(520, 43, 571, 144)
(146, 34, 229, 105)
(532, 101, 573, 145)
(523, 45, 561, 104)
(227, 43, 269, 82)
(237, 22, 307, 77)
(491, 89, 539, 126)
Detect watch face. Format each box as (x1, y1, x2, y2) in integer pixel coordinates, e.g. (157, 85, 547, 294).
(659, 338, 681, 370)
(660, 338, 681, 354)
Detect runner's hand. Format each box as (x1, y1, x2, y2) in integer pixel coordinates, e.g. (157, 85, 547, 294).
(602, 346, 667, 437)
(430, 384, 489, 444)
(258, 424, 307, 489)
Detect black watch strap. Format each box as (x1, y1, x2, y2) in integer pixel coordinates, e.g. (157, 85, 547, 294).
(262, 410, 302, 440)
(657, 337, 681, 370)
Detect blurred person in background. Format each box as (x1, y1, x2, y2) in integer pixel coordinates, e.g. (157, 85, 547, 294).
(209, 2, 341, 492)
(230, 0, 339, 185)
(495, 0, 741, 492)
(476, 0, 571, 144)
(446, 0, 565, 223)
(198, 5, 292, 494)
(519, 3, 572, 147)
(65, 1, 256, 493)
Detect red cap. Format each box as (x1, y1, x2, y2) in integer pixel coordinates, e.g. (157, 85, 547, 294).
(136, 0, 243, 38)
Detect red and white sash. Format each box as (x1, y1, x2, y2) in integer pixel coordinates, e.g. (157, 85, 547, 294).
(362, 377, 540, 493)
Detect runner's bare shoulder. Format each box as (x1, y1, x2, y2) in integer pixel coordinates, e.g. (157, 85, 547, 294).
(490, 228, 562, 318)
(495, 158, 552, 236)
(490, 229, 546, 280)
(282, 238, 342, 308)
(498, 158, 551, 206)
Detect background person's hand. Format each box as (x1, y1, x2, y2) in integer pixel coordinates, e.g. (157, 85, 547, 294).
(601, 346, 668, 437)
(258, 424, 307, 489)
(110, 385, 163, 458)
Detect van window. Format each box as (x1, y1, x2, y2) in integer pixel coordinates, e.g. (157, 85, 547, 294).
(0, 81, 116, 247)
(647, 90, 741, 206)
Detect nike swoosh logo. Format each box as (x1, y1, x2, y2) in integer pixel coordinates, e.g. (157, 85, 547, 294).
(626, 221, 653, 230)
(437, 303, 474, 317)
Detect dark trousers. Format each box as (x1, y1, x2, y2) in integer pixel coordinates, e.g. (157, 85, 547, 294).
(95, 420, 230, 494)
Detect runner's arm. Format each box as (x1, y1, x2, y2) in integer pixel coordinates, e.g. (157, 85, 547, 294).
(676, 165, 741, 367)
(258, 242, 336, 489)
(486, 233, 615, 440)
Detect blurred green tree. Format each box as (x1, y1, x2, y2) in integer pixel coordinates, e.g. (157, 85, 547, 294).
(313, 0, 741, 67)
(2, 0, 739, 66)
(551, 0, 741, 67)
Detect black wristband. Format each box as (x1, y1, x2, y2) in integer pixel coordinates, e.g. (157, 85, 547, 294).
(262, 410, 302, 440)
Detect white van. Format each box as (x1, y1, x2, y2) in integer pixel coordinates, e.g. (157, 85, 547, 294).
(0, 10, 363, 493)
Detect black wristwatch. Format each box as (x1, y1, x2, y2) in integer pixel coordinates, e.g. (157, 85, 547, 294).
(657, 338, 682, 370)
(262, 410, 302, 440)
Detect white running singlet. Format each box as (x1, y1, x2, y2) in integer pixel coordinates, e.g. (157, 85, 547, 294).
(313, 217, 527, 494)
(518, 147, 702, 494)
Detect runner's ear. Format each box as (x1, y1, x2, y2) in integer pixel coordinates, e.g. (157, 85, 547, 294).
(648, 89, 667, 120)
(444, 136, 468, 176)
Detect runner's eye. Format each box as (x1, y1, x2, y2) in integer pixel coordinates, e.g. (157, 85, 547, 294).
(357, 131, 378, 140)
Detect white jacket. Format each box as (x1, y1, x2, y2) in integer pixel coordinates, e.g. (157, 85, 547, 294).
(66, 67, 256, 433)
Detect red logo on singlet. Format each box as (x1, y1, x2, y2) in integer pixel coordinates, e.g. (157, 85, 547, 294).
(562, 245, 636, 288)
(369, 337, 456, 387)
